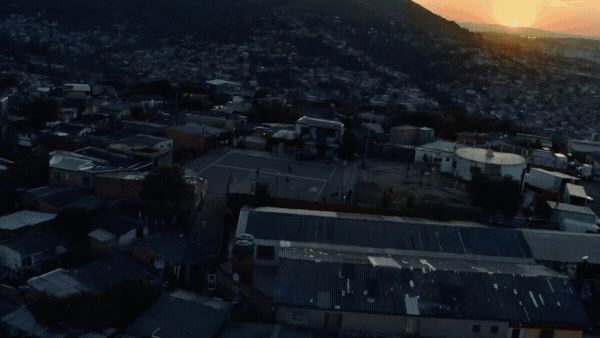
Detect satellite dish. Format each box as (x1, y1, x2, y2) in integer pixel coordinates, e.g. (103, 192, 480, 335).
(232, 273, 240, 282)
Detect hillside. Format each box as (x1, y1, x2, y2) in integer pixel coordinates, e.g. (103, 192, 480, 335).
(3, 0, 470, 39)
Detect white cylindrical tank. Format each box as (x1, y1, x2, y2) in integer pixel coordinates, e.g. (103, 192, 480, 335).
(455, 147, 526, 182)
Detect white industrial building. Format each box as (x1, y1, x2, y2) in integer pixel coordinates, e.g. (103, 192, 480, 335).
(414, 140, 458, 174)
(525, 168, 580, 192)
(454, 147, 526, 182)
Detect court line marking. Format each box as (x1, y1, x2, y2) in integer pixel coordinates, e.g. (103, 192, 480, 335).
(210, 163, 328, 183)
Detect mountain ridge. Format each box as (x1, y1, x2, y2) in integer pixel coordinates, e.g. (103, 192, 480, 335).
(460, 21, 600, 41)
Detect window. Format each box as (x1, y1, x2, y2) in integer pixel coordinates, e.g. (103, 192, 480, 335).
(472, 325, 481, 334)
(82, 176, 91, 187)
(511, 328, 521, 338)
(490, 326, 499, 334)
(540, 330, 554, 338)
(256, 245, 275, 260)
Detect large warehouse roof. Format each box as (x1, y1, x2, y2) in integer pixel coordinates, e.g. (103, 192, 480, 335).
(266, 254, 589, 327)
(238, 207, 532, 259)
(456, 147, 526, 166)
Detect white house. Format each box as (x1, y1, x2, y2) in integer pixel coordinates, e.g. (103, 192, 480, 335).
(0, 232, 65, 277)
(414, 140, 458, 174)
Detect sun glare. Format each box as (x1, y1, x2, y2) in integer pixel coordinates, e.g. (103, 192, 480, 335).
(493, 0, 540, 28)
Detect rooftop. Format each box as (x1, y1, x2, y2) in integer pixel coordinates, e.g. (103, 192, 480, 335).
(565, 183, 591, 200)
(2, 231, 64, 256)
(521, 229, 600, 265)
(112, 134, 171, 148)
(238, 207, 533, 259)
(0, 210, 57, 231)
(266, 255, 589, 327)
(125, 291, 229, 338)
(417, 140, 458, 153)
(456, 147, 526, 166)
(530, 168, 579, 180)
(547, 202, 598, 217)
(296, 116, 344, 130)
(170, 123, 228, 136)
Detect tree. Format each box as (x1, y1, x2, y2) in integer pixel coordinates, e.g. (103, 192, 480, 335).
(141, 165, 188, 216)
(377, 186, 395, 210)
(468, 175, 523, 218)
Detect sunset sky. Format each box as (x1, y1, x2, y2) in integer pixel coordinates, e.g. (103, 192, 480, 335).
(413, 0, 600, 37)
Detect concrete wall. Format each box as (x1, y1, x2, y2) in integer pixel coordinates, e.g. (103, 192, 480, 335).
(49, 168, 94, 189)
(455, 158, 525, 182)
(276, 307, 511, 338)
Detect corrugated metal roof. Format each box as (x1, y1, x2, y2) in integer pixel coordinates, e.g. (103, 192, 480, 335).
(0, 210, 57, 231)
(522, 229, 600, 265)
(125, 294, 228, 338)
(269, 256, 589, 327)
(239, 208, 532, 259)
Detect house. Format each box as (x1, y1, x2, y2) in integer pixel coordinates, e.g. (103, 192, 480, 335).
(563, 183, 593, 207)
(569, 139, 600, 159)
(525, 168, 580, 192)
(27, 253, 154, 298)
(130, 232, 216, 289)
(94, 171, 206, 210)
(122, 120, 168, 136)
(0, 210, 57, 234)
(547, 202, 599, 233)
(88, 204, 150, 248)
(98, 102, 130, 121)
(51, 122, 94, 137)
(63, 83, 91, 95)
(295, 116, 344, 158)
(23, 185, 104, 213)
(0, 231, 65, 278)
(129, 95, 165, 110)
(185, 110, 248, 132)
(390, 126, 434, 146)
(528, 149, 568, 170)
(515, 133, 554, 148)
(206, 79, 242, 95)
(49, 148, 151, 189)
(109, 134, 174, 167)
(414, 140, 458, 174)
(1, 306, 59, 337)
(166, 123, 230, 152)
(124, 290, 230, 338)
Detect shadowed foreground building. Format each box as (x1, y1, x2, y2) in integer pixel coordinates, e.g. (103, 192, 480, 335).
(226, 207, 591, 338)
